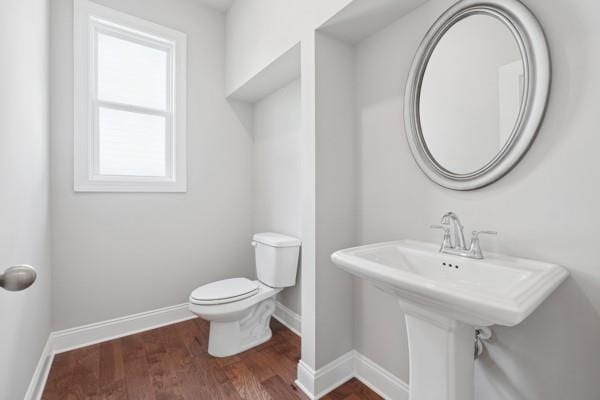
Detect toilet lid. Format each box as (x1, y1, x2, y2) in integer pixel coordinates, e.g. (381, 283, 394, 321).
(190, 278, 259, 305)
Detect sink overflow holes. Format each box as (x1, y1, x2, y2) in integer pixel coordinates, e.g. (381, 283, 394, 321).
(442, 262, 459, 269)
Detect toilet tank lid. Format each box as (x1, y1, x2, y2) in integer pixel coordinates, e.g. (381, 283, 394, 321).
(253, 232, 301, 248)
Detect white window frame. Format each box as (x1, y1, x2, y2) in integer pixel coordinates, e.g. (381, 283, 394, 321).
(74, 0, 187, 192)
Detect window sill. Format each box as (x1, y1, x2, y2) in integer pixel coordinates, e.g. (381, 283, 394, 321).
(74, 181, 187, 193)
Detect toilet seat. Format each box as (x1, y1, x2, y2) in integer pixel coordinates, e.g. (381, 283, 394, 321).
(190, 278, 259, 305)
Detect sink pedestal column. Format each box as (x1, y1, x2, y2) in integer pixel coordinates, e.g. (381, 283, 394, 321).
(404, 307, 475, 400)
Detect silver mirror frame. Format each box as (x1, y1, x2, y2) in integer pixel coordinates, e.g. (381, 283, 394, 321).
(404, 0, 550, 190)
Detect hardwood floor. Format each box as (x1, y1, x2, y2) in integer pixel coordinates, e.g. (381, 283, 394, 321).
(42, 318, 382, 400)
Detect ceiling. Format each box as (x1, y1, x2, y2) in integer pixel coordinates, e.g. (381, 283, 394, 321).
(195, 0, 234, 12)
(320, 0, 428, 43)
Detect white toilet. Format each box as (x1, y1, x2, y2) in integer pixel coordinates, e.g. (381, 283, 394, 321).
(189, 232, 301, 357)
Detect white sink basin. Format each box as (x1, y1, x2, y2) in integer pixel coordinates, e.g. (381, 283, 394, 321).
(331, 239, 568, 400)
(331, 240, 568, 327)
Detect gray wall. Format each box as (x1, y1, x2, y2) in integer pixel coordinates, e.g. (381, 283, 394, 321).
(354, 0, 600, 398)
(225, 0, 351, 92)
(0, 0, 52, 399)
(50, 0, 254, 329)
(253, 79, 303, 314)
(314, 32, 356, 368)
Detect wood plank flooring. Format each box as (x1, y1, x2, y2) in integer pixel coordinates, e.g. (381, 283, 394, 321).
(42, 318, 382, 400)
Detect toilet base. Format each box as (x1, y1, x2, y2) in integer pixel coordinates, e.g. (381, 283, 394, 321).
(207, 298, 277, 357)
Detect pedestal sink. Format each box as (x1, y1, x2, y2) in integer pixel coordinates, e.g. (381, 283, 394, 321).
(331, 240, 568, 400)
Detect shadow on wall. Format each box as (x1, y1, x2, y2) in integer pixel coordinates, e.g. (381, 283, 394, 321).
(476, 279, 600, 400)
(227, 99, 254, 137)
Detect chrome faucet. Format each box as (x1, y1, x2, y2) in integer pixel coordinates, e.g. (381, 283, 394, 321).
(431, 212, 497, 259)
(441, 211, 466, 250)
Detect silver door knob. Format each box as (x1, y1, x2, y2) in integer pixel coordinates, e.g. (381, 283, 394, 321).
(0, 265, 37, 291)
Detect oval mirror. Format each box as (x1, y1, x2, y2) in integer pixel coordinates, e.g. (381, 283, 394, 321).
(404, 0, 550, 190)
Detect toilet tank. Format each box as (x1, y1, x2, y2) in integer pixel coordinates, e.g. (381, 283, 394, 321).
(252, 232, 301, 288)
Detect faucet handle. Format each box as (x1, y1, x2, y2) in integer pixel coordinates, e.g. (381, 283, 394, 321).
(471, 230, 498, 239)
(430, 224, 449, 232)
(431, 225, 453, 250)
(469, 230, 497, 259)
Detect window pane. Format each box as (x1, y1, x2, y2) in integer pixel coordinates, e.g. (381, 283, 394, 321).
(98, 107, 167, 177)
(97, 32, 168, 110)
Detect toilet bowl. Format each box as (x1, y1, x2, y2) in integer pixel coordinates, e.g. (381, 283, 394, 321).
(189, 279, 282, 357)
(189, 232, 301, 357)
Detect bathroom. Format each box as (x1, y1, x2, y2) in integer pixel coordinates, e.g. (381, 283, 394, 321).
(1, 0, 599, 399)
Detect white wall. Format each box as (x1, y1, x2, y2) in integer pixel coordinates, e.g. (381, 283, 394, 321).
(50, 0, 254, 330)
(253, 79, 302, 313)
(0, 1, 51, 399)
(314, 32, 356, 368)
(225, 0, 352, 93)
(299, 33, 318, 371)
(355, 0, 600, 398)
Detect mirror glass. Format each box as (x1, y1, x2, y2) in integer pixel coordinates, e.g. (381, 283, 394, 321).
(419, 14, 525, 175)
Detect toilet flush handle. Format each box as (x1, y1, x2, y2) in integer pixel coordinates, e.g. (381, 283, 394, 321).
(251, 240, 257, 247)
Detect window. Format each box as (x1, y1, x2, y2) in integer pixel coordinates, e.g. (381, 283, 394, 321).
(74, 0, 187, 192)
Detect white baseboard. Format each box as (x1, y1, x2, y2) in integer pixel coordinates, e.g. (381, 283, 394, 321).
(272, 302, 407, 399)
(296, 361, 317, 399)
(51, 303, 195, 354)
(25, 303, 195, 400)
(24, 336, 55, 400)
(295, 351, 409, 400)
(295, 352, 355, 400)
(354, 352, 409, 400)
(273, 300, 301, 336)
